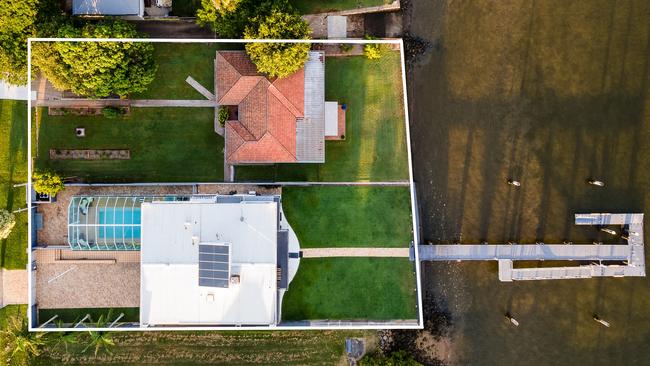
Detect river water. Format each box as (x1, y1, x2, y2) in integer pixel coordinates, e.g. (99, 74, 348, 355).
(405, 1, 650, 364)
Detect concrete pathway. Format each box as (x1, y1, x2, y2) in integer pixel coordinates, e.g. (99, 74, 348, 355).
(130, 99, 216, 107)
(185, 76, 214, 100)
(0, 269, 28, 307)
(301, 247, 409, 258)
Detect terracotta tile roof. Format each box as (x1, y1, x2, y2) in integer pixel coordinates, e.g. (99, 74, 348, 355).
(217, 51, 306, 164)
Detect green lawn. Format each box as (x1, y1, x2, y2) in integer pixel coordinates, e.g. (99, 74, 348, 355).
(235, 52, 409, 182)
(170, 0, 201, 16)
(38, 308, 139, 325)
(36, 107, 223, 182)
(290, 0, 392, 14)
(35, 330, 373, 365)
(0, 305, 26, 328)
(282, 186, 413, 247)
(282, 257, 417, 321)
(132, 43, 241, 100)
(0, 100, 28, 269)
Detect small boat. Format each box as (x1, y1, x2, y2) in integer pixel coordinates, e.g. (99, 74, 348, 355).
(600, 228, 617, 236)
(588, 180, 605, 187)
(593, 316, 610, 327)
(505, 314, 519, 326)
(507, 179, 521, 187)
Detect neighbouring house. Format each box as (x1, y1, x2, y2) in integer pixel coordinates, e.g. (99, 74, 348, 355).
(72, 0, 145, 18)
(217, 51, 345, 165)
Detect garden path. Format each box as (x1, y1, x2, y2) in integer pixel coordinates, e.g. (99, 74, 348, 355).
(0, 269, 28, 307)
(301, 247, 409, 258)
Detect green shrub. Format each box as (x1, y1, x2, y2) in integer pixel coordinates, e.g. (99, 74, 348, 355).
(218, 106, 229, 126)
(363, 35, 385, 60)
(33, 171, 64, 196)
(0, 209, 16, 240)
(340, 43, 354, 53)
(101, 106, 122, 119)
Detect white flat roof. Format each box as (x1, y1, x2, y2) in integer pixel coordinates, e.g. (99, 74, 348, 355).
(72, 0, 143, 16)
(0, 81, 30, 100)
(140, 200, 278, 326)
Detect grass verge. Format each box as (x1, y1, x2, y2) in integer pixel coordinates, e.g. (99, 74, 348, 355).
(36, 107, 223, 182)
(282, 257, 417, 321)
(0, 100, 28, 269)
(282, 186, 413, 247)
(235, 52, 408, 182)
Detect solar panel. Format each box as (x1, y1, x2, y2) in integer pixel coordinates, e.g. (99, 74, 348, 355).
(198, 244, 230, 288)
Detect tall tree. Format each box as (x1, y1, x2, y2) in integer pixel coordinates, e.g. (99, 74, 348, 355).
(0, 0, 64, 85)
(32, 20, 157, 98)
(197, 0, 297, 38)
(244, 9, 311, 78)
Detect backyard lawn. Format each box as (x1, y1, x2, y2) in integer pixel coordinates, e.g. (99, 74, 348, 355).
(289, 0, 393, 14)
(235, 52, 409, 182)
(0, 100, 28, 269)
(282, 257, 417, 321)
(36, 107, 223, 182)
(132, 43, 241, 100)
(282, 186, 413, 247)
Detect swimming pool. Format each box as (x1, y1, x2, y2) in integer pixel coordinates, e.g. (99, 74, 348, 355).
(98, 207, 142, 240)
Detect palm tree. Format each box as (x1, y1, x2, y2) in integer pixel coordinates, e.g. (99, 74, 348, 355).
(82, 314, 115, 357)
(0, 315, 46, 365)
(47, 320, 79, 353)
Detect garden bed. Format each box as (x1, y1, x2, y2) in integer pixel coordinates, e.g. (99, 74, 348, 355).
(49, 149, 130, 160)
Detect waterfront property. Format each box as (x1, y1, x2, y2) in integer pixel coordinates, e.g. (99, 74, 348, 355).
(31, 183, 418, 329)
(27, 40, 420, 331)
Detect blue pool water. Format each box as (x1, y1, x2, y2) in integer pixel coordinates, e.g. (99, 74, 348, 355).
(98, 207, 142, 239)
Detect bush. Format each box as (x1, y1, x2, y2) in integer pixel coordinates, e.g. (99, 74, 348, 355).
(33, 171, 64, 196)
(363, 35, 385, 60)
(359, 351, 421, 366)
(102, 106, 123, 119)
(340, 43, 354, 53)
(0, 210, 16, 240)
(218, 106, 229, 127)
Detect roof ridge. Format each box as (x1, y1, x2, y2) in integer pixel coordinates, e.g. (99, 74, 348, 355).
(264, 131, 297, 160)
(238, 78, 268, 139)
(217, 53, 242, 104)
(268, 84, 302, 117)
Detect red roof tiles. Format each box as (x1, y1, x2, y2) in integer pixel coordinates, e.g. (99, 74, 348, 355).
(217, 51, 304, 164)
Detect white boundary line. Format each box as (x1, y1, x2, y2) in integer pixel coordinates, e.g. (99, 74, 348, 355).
(27, 38, 422, 332)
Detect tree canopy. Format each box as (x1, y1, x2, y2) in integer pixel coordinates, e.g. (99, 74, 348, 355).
(32, 20, 157, 98)
(0, 210, 16, 240)
(244, 9, 311, 78)
(0, 0, 62, 85)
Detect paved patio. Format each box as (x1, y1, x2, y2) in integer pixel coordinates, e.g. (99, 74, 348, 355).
(35, 261, 139, 309)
